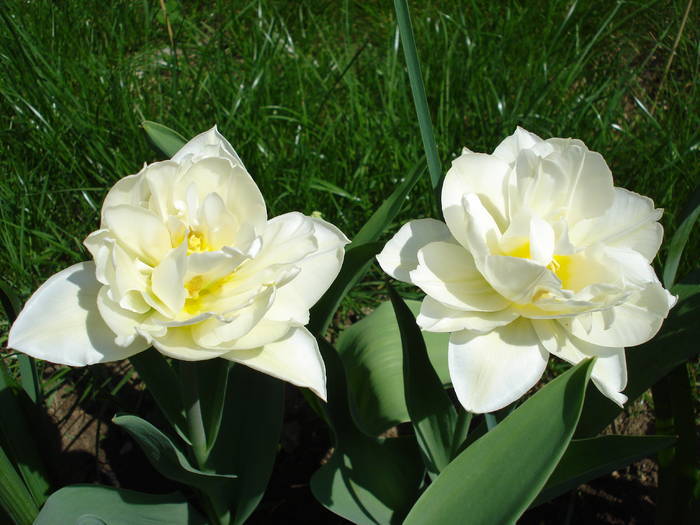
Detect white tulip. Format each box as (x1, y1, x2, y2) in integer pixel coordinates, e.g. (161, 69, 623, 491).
(9, 127, 349, 400)
(378, 127, 675, 413)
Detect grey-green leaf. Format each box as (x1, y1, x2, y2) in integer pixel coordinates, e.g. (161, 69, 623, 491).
(336, 299, 449, 437)
(34, 485, 206, 525)
(113, 414, 236, 492)
(662, 186, 700, 288)
(205, 365, 284, 525)
(389, 287, 460, 476)
(404, 359, 595, 525)
(141, 120, 187, 158)
(533, 435, 675, 506)
(311, 338, 425, 525)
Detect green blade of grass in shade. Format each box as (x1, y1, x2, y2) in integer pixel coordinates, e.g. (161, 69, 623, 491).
(393, 0, 443, 201)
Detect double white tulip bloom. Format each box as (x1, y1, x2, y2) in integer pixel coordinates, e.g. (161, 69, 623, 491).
(9, 127, 349, 400)
(378, 127, 675, 413)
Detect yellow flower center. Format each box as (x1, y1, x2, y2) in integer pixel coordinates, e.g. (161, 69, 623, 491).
(503, 241, 574, 290)
(183, 273, 236, 315)
(187, 231, 209, 253)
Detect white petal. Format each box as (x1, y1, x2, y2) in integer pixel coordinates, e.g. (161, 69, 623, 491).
(97, 287, 147, 347)
(529, 216, 555, 266)
(461, 193, 503, 266)
(150, 241, 188, 316)
(442, 155, 509, 248)
(417, 296, 517, 333)
(410, 241, 509, 312)
(101, 167, 149, 219)
(570, 187, 663, 261)
(532, 319, 627, 407)
(222, 319, 292, 350)
(492, 127, 545, 164)
(448, 318, 548, 413)
(442, 152, 510, 233)
(482, 254, 560, 304)
(222, 326, 326, 400)
(171, 125, 245, 168)
(263, 214, 349, 322)
(191, 287, 275, 348)
(102, 205, 172, 265)
(175, 157, 267, 232)
(8, 262, 148, 366)
(561, 281, 673, 347)
(376, 219, 452, 282)
(151, 326, 230, 361)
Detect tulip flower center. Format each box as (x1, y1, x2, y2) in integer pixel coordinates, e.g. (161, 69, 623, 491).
(504, 241, 575, 290)
(187, 230, 209, 253)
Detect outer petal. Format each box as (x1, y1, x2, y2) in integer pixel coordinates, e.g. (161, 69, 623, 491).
(561, 282, 675, 348)
(8, 262, 148, 366)
(448, 318, 548, 413)
(532, 319, 628, 407)
(264, 214, 349, 323)
(410, 241, 509, 312)
(569, 187, 663, 261)
(442, 152, 510, 232)
(417, 296, 517, 333)
(171, 125, 246, 168)
(222, 326, 326, 400)
(376, 219, 452, 282)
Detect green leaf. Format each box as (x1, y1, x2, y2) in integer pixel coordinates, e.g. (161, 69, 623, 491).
(0, 280, 41, 403)
(205, 365, 284, 525)
(404, 359, 595, 525)
(129, 349, 189, 444)
(0, 445, 37, 525)
(336, 299, 449, 437)
(576, 272, 700, 437)
(113, 414, 236, 492)
(663, 186, 700, 288)
(141, 120, 187, 158)
(35, 485, 207, 525)
(0, 376, 51, 506)
(533, 435, 676, 506)
(388, 287, 461, 476)
(308, 160, 426, 336)
(311, 338, 425, 525)
(392, 0, 442, 200)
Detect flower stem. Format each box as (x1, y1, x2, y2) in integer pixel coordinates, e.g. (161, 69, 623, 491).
(180, 361, 209, 468)
(393, 0, 443, 204)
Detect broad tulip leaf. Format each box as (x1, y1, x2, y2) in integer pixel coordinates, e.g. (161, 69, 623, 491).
(576, 272, 700, 437)
(129, 349, 189, 444)
(533, 435, 675, 506)
(34, 485, 206, 525)
(141, 120, 187, 158)
(403, 359, 595, 525)
(0, 370, 51, 507)
(309, 160, 426, 336)
(336, 299, 449, 437)
(205, 365, 284, 525)
(389, 287, 462, 475)
(311, 338, 424, 524)
(113, 414, 236, 493)
(662, 185, 700, 288)
(0, 445, 37, 525)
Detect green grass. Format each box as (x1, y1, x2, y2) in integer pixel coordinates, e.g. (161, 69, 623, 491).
(0, 0, 698, 309)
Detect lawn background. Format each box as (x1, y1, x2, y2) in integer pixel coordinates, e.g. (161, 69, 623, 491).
(0, 0, 697, 306)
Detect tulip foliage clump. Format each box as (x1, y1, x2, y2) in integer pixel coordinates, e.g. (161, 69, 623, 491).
(1, 3, 698, 525)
